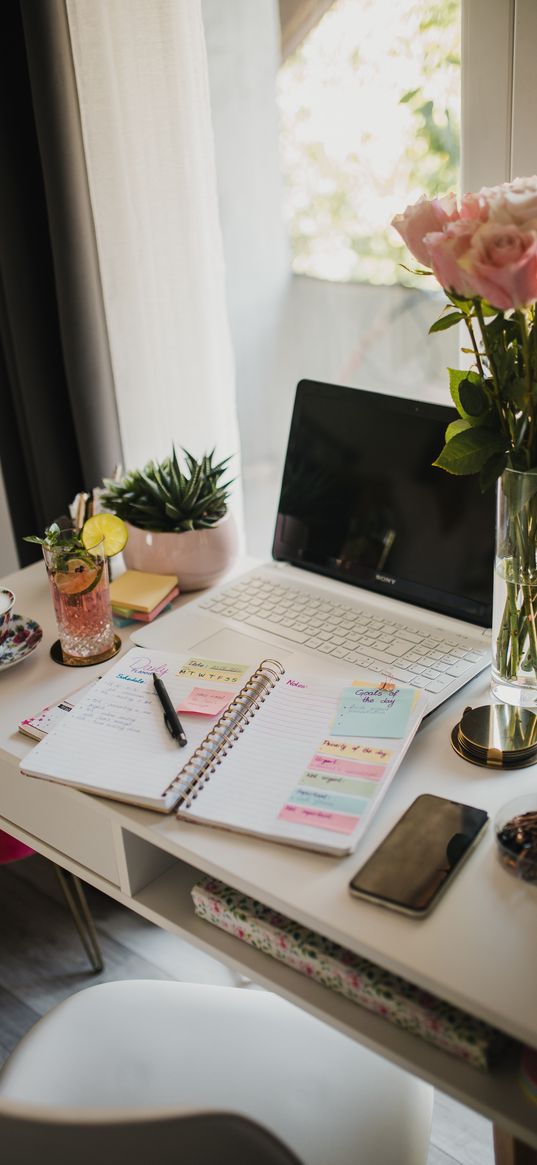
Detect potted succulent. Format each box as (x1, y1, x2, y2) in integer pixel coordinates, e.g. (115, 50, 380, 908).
(101, 448, 239, 591)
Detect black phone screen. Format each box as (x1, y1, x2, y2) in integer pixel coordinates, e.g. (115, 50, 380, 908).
(349, 794, 489, 916)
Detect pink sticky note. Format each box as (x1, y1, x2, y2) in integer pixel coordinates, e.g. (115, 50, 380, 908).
(178, 687, 231, 716)
(308, 754, 386, 780)
(278, 804, 360, 835)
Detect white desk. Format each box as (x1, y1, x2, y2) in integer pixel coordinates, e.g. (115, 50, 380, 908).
(2, 562, 537, 1154)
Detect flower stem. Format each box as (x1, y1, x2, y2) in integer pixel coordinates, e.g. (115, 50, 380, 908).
(473, 300, 506, 431)
(495, 480, 537, 687)
(517, 310, 535, 465)
(463, 313, 485, 379)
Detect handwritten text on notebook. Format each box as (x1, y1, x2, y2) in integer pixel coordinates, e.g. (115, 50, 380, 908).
(332, 686, 415, 739)
(177, 659, 248, 684)
(178, 687, 231, 716)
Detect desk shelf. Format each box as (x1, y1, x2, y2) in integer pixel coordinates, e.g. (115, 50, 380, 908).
(124, 849, 537, 1151)
(3, 783, 537, 1149)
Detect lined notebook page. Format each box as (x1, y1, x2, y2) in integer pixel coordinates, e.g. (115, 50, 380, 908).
(178, 672, 425, 854)
(20, 649, 256, 810)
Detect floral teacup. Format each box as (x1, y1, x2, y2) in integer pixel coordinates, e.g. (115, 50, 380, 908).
(0, 589, 15, 647)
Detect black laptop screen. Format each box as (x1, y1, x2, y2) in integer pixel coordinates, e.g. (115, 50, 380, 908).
(272, 381, 495, 627)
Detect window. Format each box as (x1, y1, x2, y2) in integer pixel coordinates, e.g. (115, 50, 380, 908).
(277, 0, 461, 285)
(202, 0, 531, 556)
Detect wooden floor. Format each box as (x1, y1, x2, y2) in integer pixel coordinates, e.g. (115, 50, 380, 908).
(0, 855, 494, 1164)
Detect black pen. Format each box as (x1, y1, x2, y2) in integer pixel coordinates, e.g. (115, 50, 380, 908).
(153, 672, 187, 747)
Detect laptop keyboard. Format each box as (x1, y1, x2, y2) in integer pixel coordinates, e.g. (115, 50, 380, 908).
(198, 575, 489, 695)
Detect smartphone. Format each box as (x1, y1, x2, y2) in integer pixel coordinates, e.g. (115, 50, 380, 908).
(349, 794, 488, 917)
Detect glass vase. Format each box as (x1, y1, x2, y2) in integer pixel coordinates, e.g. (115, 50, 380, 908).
(491, 467, 537, 707)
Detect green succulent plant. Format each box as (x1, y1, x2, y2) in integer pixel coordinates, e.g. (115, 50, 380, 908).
(101, 447, 233, 533)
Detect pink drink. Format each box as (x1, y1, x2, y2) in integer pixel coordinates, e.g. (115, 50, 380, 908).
(44, 534, 114, 662)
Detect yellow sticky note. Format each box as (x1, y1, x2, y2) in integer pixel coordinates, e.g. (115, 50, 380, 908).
(110, 570, 178, 613)
(318, 739, 393, 763)
(176, 658, 248, 684)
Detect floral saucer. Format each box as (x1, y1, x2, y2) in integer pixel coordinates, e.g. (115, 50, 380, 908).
(0, 613, 43, 671)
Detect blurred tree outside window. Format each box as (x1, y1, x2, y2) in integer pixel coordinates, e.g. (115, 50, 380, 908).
(277, 0, 460, 286)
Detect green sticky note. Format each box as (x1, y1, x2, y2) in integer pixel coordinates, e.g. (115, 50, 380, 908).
(332, 686, 415, 738)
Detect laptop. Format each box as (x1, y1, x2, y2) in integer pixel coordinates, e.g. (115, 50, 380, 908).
(132, 380, 495, 711)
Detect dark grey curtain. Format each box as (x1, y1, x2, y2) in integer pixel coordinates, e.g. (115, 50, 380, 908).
(0, 0, 123, 565)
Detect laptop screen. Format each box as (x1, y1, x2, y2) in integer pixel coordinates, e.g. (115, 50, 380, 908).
(272, 380, 495, 627)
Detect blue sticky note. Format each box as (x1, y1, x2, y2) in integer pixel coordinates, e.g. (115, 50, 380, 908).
(332, 686, 414, 739)
(289, 786, 369, 816)
(113, 613, 136, 628)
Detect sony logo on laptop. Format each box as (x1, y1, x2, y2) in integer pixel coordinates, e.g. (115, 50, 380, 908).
(375, 574, 396, 585)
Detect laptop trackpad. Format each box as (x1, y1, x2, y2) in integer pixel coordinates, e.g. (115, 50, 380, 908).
(130, 610, 299, 667)
(186, 628, 300, 669)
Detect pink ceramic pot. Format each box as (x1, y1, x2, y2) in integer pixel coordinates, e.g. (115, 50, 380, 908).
(122, 513, 239, 592)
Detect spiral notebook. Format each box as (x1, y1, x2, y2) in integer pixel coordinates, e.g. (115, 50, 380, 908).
(20, 647, 425, 855)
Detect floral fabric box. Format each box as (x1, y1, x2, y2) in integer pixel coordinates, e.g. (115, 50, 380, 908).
(192, 876, 509, 1071)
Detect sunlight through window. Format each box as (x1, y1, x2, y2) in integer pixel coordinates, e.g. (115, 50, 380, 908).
(277, 0, 460, 285)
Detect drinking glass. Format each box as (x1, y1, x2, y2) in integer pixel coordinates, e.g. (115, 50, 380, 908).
(43, 527, 116, 665)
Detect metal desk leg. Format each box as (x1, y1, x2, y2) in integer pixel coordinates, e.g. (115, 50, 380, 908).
(53, 865, 104, 973)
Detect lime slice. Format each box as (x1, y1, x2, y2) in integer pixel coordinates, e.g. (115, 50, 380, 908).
(54, 557, 102, 596)
(82, 514, 128, 557)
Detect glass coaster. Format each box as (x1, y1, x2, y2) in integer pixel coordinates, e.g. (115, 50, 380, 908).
(451, 704, 537, 768)
(50, 634, 121, 667)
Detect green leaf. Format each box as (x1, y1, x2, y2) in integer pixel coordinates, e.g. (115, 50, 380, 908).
(23, 522, 64, 547)
(448, 367, 468, 396)
(448, 368, 487, 421)
(101, 446, 234, 531)
(448, 294, 474, 314)
(139, 471, 167, 504)
(503, 377, 528, 408)
(445, 418, 471, 442)
(478, 452, 507, 493)
(485, 313, 519, 344)
(433, 428, 507, 475)
(154, 465, 175, 504)
(399, 263, 432, 276)
(400, 88, 420, 104)
(458, 377, 488, 417)
(429, 312, 464, 334)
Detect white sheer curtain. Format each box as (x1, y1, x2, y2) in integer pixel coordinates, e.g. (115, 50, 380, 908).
(65, 0, 240, 490)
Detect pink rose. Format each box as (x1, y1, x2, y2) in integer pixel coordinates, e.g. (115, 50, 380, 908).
(391, 193, 459, 266)
(465, 222, 537, 310)
(424, 219, 480, 297)
(483, 175, 537, 230)
(460, 191, 489, 222)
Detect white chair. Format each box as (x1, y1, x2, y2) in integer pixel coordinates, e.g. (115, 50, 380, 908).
(0, 1103, 301, 1164)
(0, 980, 433, 1165)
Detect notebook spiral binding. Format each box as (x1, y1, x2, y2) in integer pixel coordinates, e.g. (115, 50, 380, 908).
(166, 659, 285, 807)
